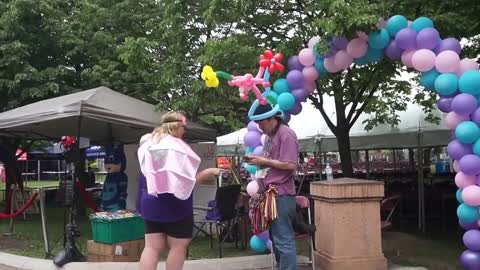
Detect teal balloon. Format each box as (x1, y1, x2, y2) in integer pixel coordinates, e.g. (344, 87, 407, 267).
(457, 203, 480, 223)
(247, 164, 257, 174)
(277, 92, 295, 111)
(245, 147, 254, 154)
(435, 73, 459, 96)
(368, 28, 390, 49)
(250, 235, 267, 253)
(457, 189, 464, 204)
(386, 15, 408, 37)
(420, 69, 440, 90)
(474, 139, 480, 157)
(459, 70, 480, 96)
(315, 58, 328, 74)
(354, 55, 370, 66)
(411, 17, 434, 33)
(273, 79, 291, 95)
(455, 121, 480, 144)
(367, 47, 384, 63)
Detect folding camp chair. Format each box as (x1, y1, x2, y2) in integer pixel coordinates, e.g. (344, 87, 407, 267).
(193, 184, 243, 258)
(381, 195, 401, 230)
(271, 195, 315, 270)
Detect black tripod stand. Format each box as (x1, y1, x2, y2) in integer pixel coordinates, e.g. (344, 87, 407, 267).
(53, 149, 86, 266)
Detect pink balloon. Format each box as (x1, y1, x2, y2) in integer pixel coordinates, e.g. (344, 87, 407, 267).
(246, 180, 259, 196)
(462, 185, 480, 206)
(346, 38, 368, 58)
(456, 58, 480, 76)
(308, 36, 321, 49)
(435, 50, 460, 73)
(401, 49, 416, 68)
(302, 66, 319, 81)
(357, 31, 369, 41)
(298, 48, 315, 66)
(453, 160, 461, 173)
(455, 172, 476, 189)
(446, 111, 470, 130)
(334, 50, 353, 70)
(324, 57, 341, 73)
(412, 49, 436, 72)
(304, 80, 316, 94)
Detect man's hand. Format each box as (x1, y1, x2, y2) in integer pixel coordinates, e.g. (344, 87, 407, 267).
(246, 155, 270, 166)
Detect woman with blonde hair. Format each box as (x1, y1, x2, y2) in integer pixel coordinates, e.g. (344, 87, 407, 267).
(136, 111, 221, 270)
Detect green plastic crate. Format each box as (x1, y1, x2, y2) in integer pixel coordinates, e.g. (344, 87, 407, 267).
(90, 216, 145, 244)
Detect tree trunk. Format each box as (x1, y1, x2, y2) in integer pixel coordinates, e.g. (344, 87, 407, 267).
(336, 126, 354, 177)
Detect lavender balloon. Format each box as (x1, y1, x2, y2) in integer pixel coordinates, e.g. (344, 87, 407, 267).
(437, 97, 452, 113)
(286, 70, 304, 89)
(435, 37, 462, 54)
(291, 88, 308, 102)
(461, 250, 480, 270)
(332, 36, 349, 50)
(464, 230, 480, 251)
(287, 56, 304, 71)
(459, 154, 480, 176)
(244, 131, 262, 148)
(472, 108, 480, 125)
(451, 93, 478, 116)
(247, 121, 260, 132)
(447, 140, 473, 160)
(384, 40, 403, 60)
(416, 27, 440, 50)
(395, 28, 417, 50)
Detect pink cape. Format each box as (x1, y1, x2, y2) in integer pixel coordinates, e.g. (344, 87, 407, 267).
(138, 135, 201, 200)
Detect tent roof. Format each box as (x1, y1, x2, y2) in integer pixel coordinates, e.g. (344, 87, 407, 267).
(0, 86, 216, 143)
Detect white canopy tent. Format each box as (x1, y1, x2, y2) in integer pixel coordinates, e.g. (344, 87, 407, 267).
(217, 95, 450, 155)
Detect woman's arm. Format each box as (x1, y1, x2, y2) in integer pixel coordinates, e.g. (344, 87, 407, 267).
(196, 168, 223, 184)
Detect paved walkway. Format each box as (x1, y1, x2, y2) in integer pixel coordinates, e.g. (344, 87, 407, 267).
(0, 252, 427, 270)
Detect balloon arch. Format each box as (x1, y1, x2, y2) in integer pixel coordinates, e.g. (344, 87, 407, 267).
(202, 15, 480, 269)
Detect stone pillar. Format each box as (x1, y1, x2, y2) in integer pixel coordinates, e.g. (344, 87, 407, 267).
(310, 178, 387, 270)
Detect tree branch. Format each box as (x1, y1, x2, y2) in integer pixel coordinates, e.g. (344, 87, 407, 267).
(349, 87, 377, 128)
(309, 80, 337, 134)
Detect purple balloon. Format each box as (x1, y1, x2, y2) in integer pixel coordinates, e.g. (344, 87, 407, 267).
(435, 37, 462, 55)
(286, 70, 304, 89)
(472, 108, 480, 126)
(464, 230, 480, 251)
(451, 93, 478, 116)
(291, 88, 308, 102)
(395, 28, 417, 50)
(287, 56, 304, 71)
(459, 154, 480, 175)
(244, 131, 262, 148)
(460, 220, 479, 231)
(461, 250, 480, 270)
(289, 102, 303, 115)
(448, 140, 473, 160)
(437, 97, 453, 113)
(416, 27, 440, 50)
(332, 36, 349, 50)
(384, 40, 403, 60)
